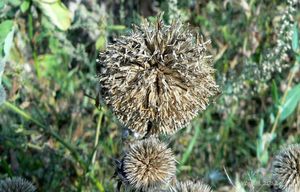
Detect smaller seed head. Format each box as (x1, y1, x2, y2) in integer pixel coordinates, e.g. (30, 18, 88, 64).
(122, 138, 176, 191)
(272, 144, 300, 192)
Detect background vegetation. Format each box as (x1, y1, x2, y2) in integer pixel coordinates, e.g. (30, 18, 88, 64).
(0, 0, 299, 191)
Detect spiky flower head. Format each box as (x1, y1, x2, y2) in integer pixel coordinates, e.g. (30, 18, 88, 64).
(272, 144, 300, 191)
(0, 177, 36, 192)
(174, 180, 212, 192)
(98, 14, 219, 135)
(121, 137, 176, 191)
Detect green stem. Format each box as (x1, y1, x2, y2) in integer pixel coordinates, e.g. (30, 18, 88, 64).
(92, 110, 103, 164)
(179, 124, 201, 170)
(270, 62, 299, 135)
(4, 101, 88, 171)
(88, 174, 105, 192)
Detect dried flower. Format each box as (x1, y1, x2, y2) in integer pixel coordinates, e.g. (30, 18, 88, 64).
(120, 137, 176, 191)
(173, 180, 212, 192)
(98, 14, 219, 135)
(272, 144, 300, 191)
(0, 177, 36, 192)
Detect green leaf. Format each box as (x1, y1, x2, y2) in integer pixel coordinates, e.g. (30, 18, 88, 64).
(256, 119, 264, 159)
(20, 0, 30, 13)
(0, 20, 15, 75)
(107, 25, 126, 31)
(256, 119, 276, 166)
(37, 54, 59, 77)
(292, 24, 299, 52)
(88, 175, 105, 192)
(258, 150, 269, 166)
(0, 20, 14, 46)
(258, 119, 264, 137)
(3, 25, 15, 57)
(33, 0, 72, 31)
(96, 35, 106, 50)
(280, 84, 300, 121)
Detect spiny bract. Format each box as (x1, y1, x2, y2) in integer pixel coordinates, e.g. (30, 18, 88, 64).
(122, 137, 176, 191)
(174, 180, 212, 192)
(272, 144, 300, 192)
(0, 177, 36, 192)
(98, 15, 219, 135)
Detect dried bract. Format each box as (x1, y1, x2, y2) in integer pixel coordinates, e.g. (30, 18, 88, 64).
(272, 144, 300, 192)
(98, 15, 219, 135)
(121, 138, 176, 191)
(174, 180, 212, 192)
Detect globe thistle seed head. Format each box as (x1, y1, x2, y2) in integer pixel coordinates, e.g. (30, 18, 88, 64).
(122, 138, 176, 191)
(174, 180, 212, 192)
(0, 177, 36, 192)
(98, 15, 219, 135)
(272, 144, 300, 191)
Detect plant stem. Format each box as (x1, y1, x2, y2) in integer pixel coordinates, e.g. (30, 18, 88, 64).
(271, 63, 299, 134)
(179, 123, 201, 171)
(88, 174, 105, 192)
(4, 101, 88, 171)
(92, 109, 103, 164)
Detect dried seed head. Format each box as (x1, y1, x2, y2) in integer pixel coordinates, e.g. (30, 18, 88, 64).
(122, 138, 176, 191)
(175, 180, 212, 192)
(0, 177, 36, 192)
(272, 144, 300, 191)
(98, 15, 219, 135)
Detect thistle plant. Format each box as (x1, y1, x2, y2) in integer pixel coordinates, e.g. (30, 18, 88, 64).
(117, 138, 176, 191)
(98, 13, 217, 191)
(271, 144, 300, 192)
(98, 14, 219, 136)
(0, 177, 36, 192)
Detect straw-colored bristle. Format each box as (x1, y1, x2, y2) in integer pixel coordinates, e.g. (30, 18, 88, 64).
(174, 180, 212, 192)
(272, 144, 300, 192)
(122, 138, 176, 191)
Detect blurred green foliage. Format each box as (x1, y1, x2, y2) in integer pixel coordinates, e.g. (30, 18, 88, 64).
(0, 0, 299, 191)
